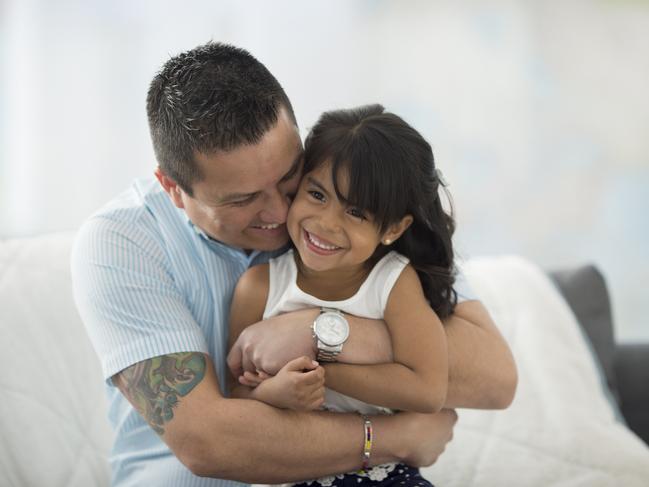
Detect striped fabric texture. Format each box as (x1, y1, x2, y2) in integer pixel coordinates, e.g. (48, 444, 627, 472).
(71, 177, 475, 486)
(71, 178, 278, 487)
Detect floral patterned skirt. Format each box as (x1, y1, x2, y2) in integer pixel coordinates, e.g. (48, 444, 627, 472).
(291, 463, 434, 487)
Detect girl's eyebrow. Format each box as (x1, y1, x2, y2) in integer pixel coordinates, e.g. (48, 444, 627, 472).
(306, 176, 329, 194)
(307, 173, 352, 205)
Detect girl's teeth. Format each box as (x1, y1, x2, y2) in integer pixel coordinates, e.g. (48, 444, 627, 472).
(308, 232, 339, 250)
(258, 223, 279, 230)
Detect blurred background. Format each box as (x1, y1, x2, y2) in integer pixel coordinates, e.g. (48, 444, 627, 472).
(1, 0, 647, 342)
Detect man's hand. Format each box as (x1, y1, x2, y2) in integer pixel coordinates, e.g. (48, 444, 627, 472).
(391, 409, 458, 467)
(228, 308, 319, 377)
(245, 356, 326, 411)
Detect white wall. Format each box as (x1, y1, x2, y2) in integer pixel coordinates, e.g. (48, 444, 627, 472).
(1, 0, 647, 341)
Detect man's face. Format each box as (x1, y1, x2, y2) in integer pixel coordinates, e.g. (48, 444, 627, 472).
(159, 107, 303, 252)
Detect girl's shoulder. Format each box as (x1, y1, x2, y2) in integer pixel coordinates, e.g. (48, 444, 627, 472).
(365, 251, 412, 310)
(372, 250, 410, 275)
(268, 247, 296, 267)
(235, 262, 270, 296)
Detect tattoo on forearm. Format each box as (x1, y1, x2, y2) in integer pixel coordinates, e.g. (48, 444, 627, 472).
(117, 353, 206, 435)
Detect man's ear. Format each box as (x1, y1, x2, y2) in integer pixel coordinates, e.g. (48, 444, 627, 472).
(381, 214, 414, 246)
(154, 168, 185, 209)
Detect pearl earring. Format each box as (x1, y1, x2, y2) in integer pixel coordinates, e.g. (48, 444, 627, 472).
(384, 239, 392, 245)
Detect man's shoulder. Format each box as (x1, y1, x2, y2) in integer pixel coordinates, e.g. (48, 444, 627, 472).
(72, 179, 185, 264)
(90, 178, 171, 224)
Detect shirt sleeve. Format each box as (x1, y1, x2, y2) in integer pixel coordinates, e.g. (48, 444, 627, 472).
(71, 215, 208, 385)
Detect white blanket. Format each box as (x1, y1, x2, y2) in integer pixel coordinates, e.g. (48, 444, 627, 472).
(422, 256, 649, 486)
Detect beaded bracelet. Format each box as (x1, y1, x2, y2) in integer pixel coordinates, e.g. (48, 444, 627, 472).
(360, 414, 373, 472)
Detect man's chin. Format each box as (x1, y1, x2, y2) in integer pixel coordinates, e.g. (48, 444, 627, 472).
(245, 227, 290, 252)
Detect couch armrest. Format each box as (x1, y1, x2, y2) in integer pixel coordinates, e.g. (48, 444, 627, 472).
(615, 343, 649, 445)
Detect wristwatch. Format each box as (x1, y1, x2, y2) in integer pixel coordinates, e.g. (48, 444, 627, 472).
(312, 307, 350, 362)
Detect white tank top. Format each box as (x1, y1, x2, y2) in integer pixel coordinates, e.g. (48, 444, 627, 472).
(264, 249, 409, 415)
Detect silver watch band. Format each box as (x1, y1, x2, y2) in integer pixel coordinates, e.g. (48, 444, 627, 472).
(316, 348, 340, 362)
(314, 307, 346, 362)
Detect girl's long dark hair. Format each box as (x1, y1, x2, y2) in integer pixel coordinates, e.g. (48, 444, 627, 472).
(303, 104, 457, 318)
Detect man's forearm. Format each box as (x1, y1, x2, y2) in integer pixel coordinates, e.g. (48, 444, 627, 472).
(184, 398, 404, 482)
(228, 309, 393, 376)
(118, 352, 454, 482)
(337, 314, 393, 364)
(231, 302, 517, 410)
(442, 301, 517, 409)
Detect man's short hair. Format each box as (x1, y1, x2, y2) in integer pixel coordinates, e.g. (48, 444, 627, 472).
(146, 42, 296, 195)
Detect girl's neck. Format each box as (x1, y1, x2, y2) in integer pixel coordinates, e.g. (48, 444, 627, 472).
(293, 252, 372, 301)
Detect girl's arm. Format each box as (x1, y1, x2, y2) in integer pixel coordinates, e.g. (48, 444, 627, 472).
(227, 265, 325, 411)
(323, 264, 449, 413)
(226, 264, 270, 400)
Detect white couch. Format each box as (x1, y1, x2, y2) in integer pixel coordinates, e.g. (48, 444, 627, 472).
(0, 232, 113, 486)
(1, 232, 648, 487)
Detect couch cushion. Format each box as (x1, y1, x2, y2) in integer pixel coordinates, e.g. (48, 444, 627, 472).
(549, 265, 620, 405)
(0, 232, 113, 487)
(423, 256, 649, 486)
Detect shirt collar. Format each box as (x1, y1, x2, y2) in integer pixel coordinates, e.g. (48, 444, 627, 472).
(183, 214, 262, 265)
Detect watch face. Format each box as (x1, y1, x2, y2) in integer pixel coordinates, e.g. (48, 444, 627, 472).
(315, 312, 350, 346)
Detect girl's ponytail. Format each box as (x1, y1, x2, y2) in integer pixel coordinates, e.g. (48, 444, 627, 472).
(394, 190, 457, 318)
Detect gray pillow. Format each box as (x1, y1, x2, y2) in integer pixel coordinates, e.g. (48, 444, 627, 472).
(549, 265, 620, 407)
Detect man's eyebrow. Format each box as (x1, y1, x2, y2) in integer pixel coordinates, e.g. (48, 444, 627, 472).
(218, 152, 303, 204)
(218, 191, 259, 204)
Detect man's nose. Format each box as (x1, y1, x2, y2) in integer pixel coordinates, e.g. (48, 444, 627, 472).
(259, 189, 290, 223)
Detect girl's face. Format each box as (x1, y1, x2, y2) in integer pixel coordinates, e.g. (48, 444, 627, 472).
(287, 161, 386, 274)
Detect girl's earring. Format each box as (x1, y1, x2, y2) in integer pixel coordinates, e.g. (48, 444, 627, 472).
(383, 239, 392, 245)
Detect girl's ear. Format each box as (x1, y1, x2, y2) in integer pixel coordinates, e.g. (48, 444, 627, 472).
(381, 214, 413, 245)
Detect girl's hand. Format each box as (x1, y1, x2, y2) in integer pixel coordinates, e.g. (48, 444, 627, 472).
(250, 356, 326, 411)
(238, 369, 272, 388)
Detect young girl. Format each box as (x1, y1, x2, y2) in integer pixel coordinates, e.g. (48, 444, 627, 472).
(227, 104, 457, 486)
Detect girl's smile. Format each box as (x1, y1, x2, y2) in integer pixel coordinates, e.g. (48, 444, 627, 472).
(287, 162, 383, 276)
(303, 229, 344, 254)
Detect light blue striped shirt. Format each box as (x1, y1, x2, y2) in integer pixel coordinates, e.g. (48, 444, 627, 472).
(71, 178, 476, 487)
(71, 178, 282, 487)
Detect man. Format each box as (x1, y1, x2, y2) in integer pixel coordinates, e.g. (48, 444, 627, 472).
(71, 42, 516, 486)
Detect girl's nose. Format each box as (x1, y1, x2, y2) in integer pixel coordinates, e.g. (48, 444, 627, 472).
(314, 208, 342, 234)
